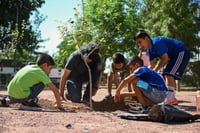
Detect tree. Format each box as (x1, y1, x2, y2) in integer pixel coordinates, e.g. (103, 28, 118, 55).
(56, 0, 142, 67)
(138, 0, 200, 58)
(0, 0, 46, 62)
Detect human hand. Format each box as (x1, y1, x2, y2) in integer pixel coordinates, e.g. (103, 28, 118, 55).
(54, 104, 64, 110)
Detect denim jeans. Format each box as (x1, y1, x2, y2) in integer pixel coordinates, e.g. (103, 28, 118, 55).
(9, 82, 45, 103)
(66, 66, 101, 103)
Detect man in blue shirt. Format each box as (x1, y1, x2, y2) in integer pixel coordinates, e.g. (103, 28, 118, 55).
(114, 56, 167, 108)
(133, 30, 190, 105)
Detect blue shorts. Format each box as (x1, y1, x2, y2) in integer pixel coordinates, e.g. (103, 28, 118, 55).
(137, 80, 167, 104)
(163, 50, 190, 80)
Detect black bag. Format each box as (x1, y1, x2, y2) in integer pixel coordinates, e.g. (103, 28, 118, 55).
(148, 104, 200, 123)
(118, 104, 200, 123)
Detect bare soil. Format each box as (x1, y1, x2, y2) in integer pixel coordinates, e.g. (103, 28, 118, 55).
(0, 88, 200, 133)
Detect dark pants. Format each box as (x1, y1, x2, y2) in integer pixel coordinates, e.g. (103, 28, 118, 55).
(66, 66, 101, 103)
(9, 82, 45, 103)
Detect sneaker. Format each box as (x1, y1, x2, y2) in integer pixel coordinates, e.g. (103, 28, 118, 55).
(128, 104, 151, 114)
(103, 93, 112, 100)
(22, 100, 41, 108)
(0, 96, 9, 107)
(165, 98, 179, 105)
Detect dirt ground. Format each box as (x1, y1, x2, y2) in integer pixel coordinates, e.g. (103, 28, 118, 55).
(0, 88, 200, 133)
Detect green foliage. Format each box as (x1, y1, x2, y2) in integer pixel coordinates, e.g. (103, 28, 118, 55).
(181, 61, 200, 88)
(139, 0, 200, 57)
(56, 0, 142, 66)
(0, 0, 45, 62)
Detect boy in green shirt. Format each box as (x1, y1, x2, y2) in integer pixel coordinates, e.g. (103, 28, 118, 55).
(7, 54, 62, 109)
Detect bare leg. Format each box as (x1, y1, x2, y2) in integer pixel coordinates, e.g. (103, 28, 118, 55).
(119, 92, 136, 101)
(165, 75, 176, 89)
(164, 75, 177, 102)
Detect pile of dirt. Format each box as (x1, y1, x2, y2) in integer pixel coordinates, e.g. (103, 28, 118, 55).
(92, 96, 129, 111)
(38, 96, 137, 112)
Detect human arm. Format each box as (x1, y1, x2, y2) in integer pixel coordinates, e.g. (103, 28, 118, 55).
(153, 53, 169, 72)
(114, 74, 136, 102)
(47, 82, 62, 109)
(113, 73, 120, 87)
(59, 69, 71, 99)
(107, 72, 114, 94)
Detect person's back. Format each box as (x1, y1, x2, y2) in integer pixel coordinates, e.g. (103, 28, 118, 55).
(134, 66, 167, 91)
(8, 64, 50, 99)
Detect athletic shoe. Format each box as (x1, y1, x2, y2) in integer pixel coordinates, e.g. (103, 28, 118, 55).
(0, 96, 9, 107)
(165, 98, 179, 105)
(128, 104, 151, 114)
(22, 100, 41, 108)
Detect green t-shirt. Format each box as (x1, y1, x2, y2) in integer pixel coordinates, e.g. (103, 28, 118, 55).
(7, 65, 51, 99)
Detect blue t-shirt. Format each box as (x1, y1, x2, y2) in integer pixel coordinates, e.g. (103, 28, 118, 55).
(134, 66, 168, 91)
(148, 37, 188, 61)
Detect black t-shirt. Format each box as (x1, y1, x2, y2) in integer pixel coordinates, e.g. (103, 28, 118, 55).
(65, 51, 88, 78)
(65, 51, 102, 78)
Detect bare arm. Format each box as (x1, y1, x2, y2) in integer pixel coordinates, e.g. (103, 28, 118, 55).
(107, 72, 114, 94)
(154, 53, 169, 72)
(114, 74, 136, 102)
(149, 59, 156, 69)
(59, 69, 71, 99)
(113, 73, 119, 87)
(47, 83, 62, 109)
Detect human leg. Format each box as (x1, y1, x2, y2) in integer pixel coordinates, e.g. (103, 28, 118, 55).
(9, 82, 45, 106)
(132, 79, 155, 107)
(65, 79, 82, 103)
(83, 65, 101, 102)
(163, 50, 190, 104)
(137, 80, 167, 104)
(28, 82, 45, 101)
(164, 75, 178, 104)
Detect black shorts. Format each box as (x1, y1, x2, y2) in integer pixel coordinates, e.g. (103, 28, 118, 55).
(163, 50, 190, 80)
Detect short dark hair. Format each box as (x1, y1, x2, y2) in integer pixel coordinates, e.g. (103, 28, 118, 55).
(36, 53, 55, 66)
(112, 52, 125, 64)
(133, 30, 150, 41)
(127, 56, 143, 66)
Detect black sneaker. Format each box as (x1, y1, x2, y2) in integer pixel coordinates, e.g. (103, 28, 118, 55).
(22, 100, 41, 108)
(0, 96, 9, 107)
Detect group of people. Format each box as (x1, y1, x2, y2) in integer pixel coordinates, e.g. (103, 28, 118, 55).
(6, 30, 190, 110)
